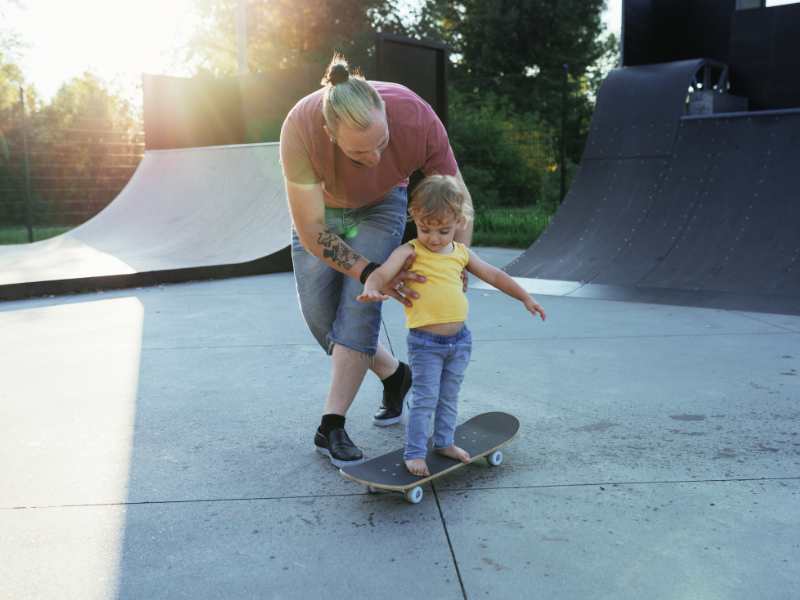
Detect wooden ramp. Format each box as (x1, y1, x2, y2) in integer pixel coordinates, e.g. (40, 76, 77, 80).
(0, 143, 292, 300)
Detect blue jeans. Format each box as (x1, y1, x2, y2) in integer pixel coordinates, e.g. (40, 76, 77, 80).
(404, 326, 472, 461)
(291, 187, 408, 356)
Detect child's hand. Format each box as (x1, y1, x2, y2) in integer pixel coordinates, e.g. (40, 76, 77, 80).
(357, 288, 390, 303)
(357, 273, 391, 303)
(524, 297, 547, 321)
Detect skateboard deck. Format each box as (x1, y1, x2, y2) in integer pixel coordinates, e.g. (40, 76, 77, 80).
(340, 411, 519, 503)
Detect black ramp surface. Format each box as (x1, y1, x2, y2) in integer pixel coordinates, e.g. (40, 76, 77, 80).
(595, 130, 721, 287)
(507, 59, 800, 315)
(583, 59, 704, 160)
(509, 158, 668, 283)
(507, 60, 705, 283)
(641, 112, 800, 296)
(341, 412, 520, 489)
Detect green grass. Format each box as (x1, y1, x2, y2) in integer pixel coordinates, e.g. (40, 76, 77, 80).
(472, 205, 555, 248)
(0, 226, 73, 244)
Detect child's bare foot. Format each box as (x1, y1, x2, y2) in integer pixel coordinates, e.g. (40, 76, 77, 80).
(435, 445, 471, 463)
(405, 458, 430, 477)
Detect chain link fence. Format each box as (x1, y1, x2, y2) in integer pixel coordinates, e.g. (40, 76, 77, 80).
(0, 112, 144, 241)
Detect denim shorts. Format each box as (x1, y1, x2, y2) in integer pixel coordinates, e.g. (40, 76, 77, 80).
(291, 186, 408, 356)
(405, 325, 472, 460)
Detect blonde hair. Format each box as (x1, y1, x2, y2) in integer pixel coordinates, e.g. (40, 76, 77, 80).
(320, 53, 384, 133)
(409, 175, 474, 224)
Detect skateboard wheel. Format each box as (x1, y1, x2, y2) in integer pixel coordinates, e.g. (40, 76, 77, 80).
(367, 486, 380, 494)
(487, 451, 503, 467)
(405, 486, 423, 504)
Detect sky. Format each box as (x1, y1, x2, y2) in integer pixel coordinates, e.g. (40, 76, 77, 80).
(4, 0, 798, 107)
(4, 0, 199, 103)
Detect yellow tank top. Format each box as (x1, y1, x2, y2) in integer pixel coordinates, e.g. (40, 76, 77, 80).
(403, 239, 470, 329)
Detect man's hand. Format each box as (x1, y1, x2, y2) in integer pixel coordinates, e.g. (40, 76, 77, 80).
(383, 253, 425, 306)
(356, 252, 426, 307)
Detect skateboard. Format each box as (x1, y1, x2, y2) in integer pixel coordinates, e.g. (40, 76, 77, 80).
(339, 411, 520, 504)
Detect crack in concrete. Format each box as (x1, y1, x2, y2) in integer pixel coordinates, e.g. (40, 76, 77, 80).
(5, 476, 798, 512)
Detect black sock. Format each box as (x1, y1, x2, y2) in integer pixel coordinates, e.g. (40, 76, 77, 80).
(319, 414, 345, 435)
(382, 361, 408, 389)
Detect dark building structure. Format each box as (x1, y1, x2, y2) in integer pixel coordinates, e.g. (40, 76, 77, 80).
(623, 0, 800, 110)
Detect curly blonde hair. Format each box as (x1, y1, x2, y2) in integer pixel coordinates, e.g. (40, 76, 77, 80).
(409, 175, 474, 224)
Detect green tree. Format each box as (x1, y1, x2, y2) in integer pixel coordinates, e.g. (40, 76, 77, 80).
(0, 52, 38, 211)
(0, 58, 23, 113)
(14, 74, 140, 227)
(447, 88, 556, 209)
(0, 13, 39, 153)
(34, 72, 136, 134)
(414, 0, 609, 163)
(0, 2, 37, 226)
(186, 0, 408, 77)
(0, 54, 41, 137)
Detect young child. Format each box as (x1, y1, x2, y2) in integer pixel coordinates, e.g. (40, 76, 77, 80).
(357, 175, 546, 476)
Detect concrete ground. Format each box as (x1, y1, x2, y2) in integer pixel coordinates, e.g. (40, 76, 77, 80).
(1, 247, 798, 600)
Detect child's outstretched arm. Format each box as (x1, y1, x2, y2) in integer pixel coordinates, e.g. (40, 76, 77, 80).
(357, 243, 417, 304)
(466, 249, 547, 320)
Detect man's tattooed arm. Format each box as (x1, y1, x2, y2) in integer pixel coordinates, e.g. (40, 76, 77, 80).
(316, 229, 364, 273)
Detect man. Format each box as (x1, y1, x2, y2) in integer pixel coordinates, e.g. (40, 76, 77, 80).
(280, 54, 472, 467)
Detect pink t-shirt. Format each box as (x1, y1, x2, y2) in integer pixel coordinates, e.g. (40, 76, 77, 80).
(279, 81, 458, 208)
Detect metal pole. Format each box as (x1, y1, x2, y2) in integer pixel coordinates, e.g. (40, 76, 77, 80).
(236, 0, 249, 75)
(19, 86, 33, 243)
(560, 63, 569, 203)
(620, 0, 626, 66)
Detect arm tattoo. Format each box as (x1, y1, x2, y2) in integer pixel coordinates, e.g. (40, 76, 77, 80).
(317, 229, 361, 271)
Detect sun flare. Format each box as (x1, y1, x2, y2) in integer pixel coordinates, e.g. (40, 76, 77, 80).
(11, 0, 197, 102)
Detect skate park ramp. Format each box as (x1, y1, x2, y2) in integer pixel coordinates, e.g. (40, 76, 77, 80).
(0, 143, 292, 301)
(505, 59, 800, 316)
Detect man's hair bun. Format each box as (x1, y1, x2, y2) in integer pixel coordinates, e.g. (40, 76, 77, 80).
(329, 64, 349, 85)
(322, 57, 350, 86)
(320, 52, 384, 131)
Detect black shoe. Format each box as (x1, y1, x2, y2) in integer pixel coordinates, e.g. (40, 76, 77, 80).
(373, 362, 412, 427)
(314, 427, 364, 467)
